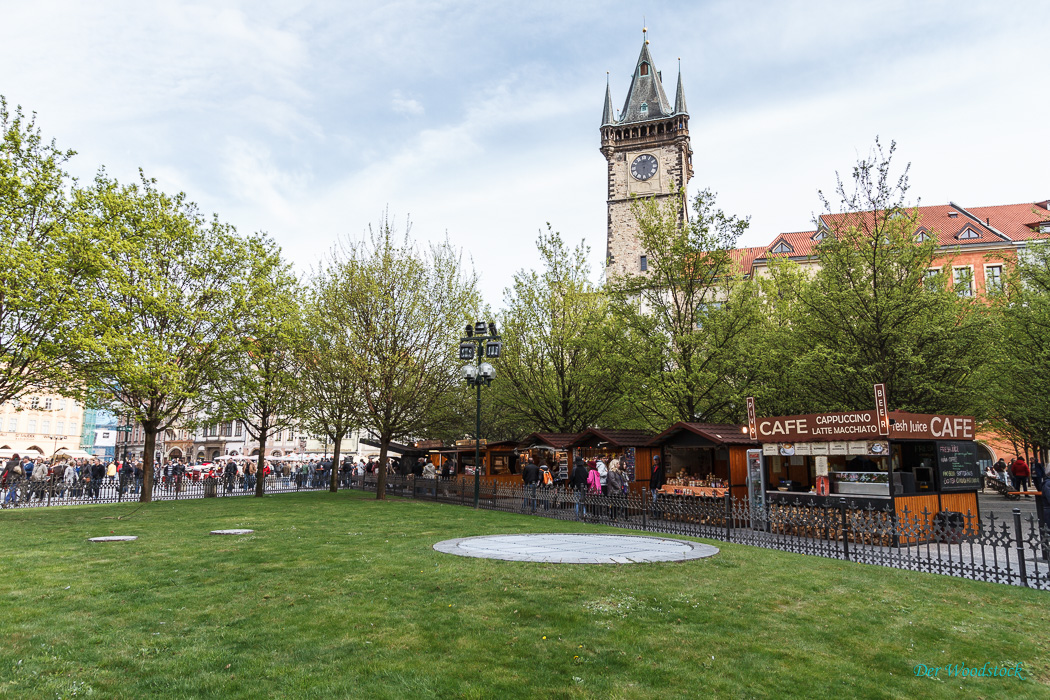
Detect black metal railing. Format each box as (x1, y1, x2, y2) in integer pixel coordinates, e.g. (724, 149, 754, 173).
(348, 475, 1050, 590)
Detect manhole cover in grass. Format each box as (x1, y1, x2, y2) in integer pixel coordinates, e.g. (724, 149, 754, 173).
(210, 529, 254, 535)
(433, 533, 718, 564)
(88, 536, 138, 542)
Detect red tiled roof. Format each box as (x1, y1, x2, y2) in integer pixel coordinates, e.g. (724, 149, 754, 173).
(966, 202, 1050, 242)
(762, 230, 821, 259)
(729, 246, 767, 274)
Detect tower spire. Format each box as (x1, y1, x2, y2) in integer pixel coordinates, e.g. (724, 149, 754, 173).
(674, 58, 687, 115)
(618, 34, 672, 123)
(601, 72, 615, 125)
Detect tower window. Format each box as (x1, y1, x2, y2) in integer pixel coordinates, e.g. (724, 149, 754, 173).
(640, 63, 649, 76)
(640, 103, 648, 115)
(640, 256, 648, 272)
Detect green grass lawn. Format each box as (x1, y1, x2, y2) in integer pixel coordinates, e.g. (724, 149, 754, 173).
(1, 490, 1047, 699)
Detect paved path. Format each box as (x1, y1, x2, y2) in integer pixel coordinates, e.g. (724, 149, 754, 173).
(433, 533, 719, 564)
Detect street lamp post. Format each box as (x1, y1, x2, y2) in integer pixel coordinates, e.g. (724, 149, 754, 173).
(459, 320, 501, 509)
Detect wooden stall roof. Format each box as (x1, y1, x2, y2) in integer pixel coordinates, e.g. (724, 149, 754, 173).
(485, 440, 521, 451)
(568, 428, 655, 449)
(518, 432, 581, 450)
(647, 422, 758, 447)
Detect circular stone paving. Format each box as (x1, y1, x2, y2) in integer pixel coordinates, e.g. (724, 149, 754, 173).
(433, 533, 718, 564)
(88, 536, 138, 542)
(210, 529, 254, 536)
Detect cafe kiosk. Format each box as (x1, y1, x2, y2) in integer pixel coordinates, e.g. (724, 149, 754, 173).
(751, 409, 983, 528)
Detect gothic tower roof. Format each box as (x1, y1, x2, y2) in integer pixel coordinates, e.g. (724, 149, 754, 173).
(601, 77, 615, 126)
(674, 65, 688, 115)
(617, 39, 673, 124)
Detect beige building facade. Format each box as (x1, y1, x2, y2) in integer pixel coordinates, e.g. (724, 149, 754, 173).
(0, 393, 85, 459)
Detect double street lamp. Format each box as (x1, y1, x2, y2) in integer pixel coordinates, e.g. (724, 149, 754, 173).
(460, 320, 501, 508)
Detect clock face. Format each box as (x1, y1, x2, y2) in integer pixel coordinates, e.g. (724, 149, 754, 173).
(631, 154, 658, 181)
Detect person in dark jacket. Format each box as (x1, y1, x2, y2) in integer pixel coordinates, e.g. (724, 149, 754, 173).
(90, 460, 106, 500)
(521, 457, 540, 512)
(649, 455, 666, 491)
(1032, 457, 1046, 492)
(570, 457, 589, 516)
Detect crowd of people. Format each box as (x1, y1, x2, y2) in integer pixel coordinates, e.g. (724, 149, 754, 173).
(518, 453, 639, 516)
(986, 454, 1046, 497)
(0, 451, 427, 507)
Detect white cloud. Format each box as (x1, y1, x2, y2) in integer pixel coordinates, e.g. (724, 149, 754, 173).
(391, 91, 425, 115)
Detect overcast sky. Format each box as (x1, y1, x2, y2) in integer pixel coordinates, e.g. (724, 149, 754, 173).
(2, 1, 1047, 305)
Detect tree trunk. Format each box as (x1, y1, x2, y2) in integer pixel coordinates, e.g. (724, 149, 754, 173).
(375, 435, 389, 500)
(140, 425, 156, 503)
(255, 424, 268, 498)
(330, 433, 342, 492)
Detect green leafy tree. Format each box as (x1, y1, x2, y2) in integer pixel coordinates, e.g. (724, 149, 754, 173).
(314, 214, 478, 499)
(300, 275, 365, 492)
(987, 236, 1050, 455)
(72, 171, 241, 501)
(608, 187, 762, 427)
(490, 226, 623, 434)
(783, 139, 991, 414)
(0, 97, 84, 403)
(206, 233, 305, 497)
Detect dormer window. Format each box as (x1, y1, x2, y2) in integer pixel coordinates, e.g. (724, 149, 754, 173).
(770, 240, 794, 254)
(957, 228, 979, 240)
(640, 103, 648, 115)
(640, 63, 649, 76)
(812, 231, 826, 242)
(915, 230, 932, 242)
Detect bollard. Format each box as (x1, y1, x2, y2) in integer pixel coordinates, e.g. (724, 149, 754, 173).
(642, 489, 648, 530)
(1013, 507, 1029, 587)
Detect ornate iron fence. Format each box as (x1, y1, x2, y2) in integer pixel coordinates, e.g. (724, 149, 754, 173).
(349, 475, 1050, 590)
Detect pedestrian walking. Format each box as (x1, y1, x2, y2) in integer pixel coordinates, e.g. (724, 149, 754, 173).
(521, 457, 540, 512)
(1012, 456, 1031, 496)
(2, 454, 23, 508)
(1032, 456, 1046, 492)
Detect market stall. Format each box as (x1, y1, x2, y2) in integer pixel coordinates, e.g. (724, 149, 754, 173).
(566, 429, 655, 492)
(647, 423, 757, 499)
(753, 410, 982, 533)
(517, 433, 580, 484)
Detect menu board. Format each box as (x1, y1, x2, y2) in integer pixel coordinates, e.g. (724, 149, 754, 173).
(937, 441, 981, 492)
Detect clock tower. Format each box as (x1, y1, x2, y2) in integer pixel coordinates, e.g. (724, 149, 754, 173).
(600, 34, 692, 278)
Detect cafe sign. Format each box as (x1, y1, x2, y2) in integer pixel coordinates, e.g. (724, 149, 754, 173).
(755, 411, 975, 443)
